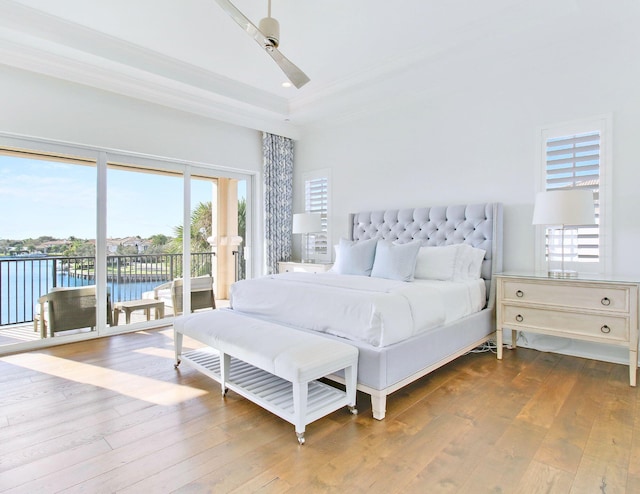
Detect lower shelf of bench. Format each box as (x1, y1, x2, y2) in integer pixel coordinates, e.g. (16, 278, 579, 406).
(182, 348, 352, 428)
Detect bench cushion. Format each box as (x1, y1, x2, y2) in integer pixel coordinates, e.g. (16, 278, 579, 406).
(174, 309, 358, 383)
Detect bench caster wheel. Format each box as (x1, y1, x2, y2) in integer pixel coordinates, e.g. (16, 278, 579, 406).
(221, 387, 228, 397)
(296, 432, 305, 445)
(348, 405, 358, 415)
(174, 359, 181, 369)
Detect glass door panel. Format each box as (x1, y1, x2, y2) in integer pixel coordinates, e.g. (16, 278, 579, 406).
(0, 152, 97, 347)
(106, 163, 182, 328)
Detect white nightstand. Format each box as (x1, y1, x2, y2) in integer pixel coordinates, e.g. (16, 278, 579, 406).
(278, 261, 332, 274)
(496, 272, 639, 386)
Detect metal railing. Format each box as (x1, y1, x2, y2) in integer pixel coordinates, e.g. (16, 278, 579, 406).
(233, 247, 246, 282)
(0, 252, 214, 326)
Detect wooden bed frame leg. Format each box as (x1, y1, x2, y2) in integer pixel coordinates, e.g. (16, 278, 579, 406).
(371, 394, 386, 420)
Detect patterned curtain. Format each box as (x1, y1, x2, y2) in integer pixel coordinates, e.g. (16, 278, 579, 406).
(263, 132, 294, 274)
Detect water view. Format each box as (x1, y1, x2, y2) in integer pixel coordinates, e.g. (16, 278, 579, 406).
(0, 253, 214, 326)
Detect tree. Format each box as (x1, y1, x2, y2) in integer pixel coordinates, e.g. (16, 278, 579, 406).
(169, 201, 213, 254)
(64, 239, 95, 257)
(238, 197, 246, 244)
(169, 198, 245, 257)
(150, 234, 169, 247)
(116, 244, 138, 256)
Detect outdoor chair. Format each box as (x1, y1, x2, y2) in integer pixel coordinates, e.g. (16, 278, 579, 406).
(35, 286, 112, 338)
(151, 275, 215, 316)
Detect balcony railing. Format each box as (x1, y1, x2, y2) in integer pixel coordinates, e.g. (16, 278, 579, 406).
(0, 252, 216, 326)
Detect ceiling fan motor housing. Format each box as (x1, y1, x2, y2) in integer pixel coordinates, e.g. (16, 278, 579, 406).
(258, 16, 280, 48)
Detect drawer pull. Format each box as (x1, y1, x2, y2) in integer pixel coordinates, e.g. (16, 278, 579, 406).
(601, 297, 611, 306)
(515, 290, 524, 298)
(515, 314, 524, 323)
(601, 325, 611, 334)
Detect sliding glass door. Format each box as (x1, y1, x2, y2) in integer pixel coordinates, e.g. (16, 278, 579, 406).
(105, 163, 184, 330)
(0, 139, 254, 353)
(0, 150, 100, 346)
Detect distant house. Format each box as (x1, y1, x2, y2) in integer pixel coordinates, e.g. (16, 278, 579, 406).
(37, 239, 71, 254)
(106, 237, 151, 254)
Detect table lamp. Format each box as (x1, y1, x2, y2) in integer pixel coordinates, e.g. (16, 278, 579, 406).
(532, 189, 595, 278)
(292, 213, 322, 263)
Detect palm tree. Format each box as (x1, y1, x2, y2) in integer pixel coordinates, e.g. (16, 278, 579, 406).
(169, 200, 246, 279)
(236, 197, 246, 280)
(168, 202, 213, 277)
(238, 197, 246, 244)
(169, 201, 212, 254)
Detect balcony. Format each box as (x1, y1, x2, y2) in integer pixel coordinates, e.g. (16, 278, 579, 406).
(0, 251, 242, 345)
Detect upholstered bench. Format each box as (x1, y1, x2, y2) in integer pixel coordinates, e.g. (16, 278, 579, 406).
(173, 309, 358, 444)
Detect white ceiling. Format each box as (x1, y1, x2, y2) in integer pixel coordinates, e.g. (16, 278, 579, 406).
(0, 0, 637, 137)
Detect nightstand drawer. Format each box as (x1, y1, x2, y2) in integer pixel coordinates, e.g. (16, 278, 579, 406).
(501, 280, 629, 313)
(502, 305, 629, 343)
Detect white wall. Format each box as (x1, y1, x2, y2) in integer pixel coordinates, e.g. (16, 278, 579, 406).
(0, 65, 263, 172)
(295, 32, 640, 276)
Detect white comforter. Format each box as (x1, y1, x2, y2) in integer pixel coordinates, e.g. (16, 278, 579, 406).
(229, 273, 486, 347)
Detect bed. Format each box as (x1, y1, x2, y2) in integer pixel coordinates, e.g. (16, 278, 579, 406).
(229, 203, 503, 420)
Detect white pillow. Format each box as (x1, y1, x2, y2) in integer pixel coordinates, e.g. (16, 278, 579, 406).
(463, 245, 486, 280)
(414, 245, 459, 281)
(329, 238, 377, 276)
(414, 244, 486, 281)
(371, 240, 421, 282)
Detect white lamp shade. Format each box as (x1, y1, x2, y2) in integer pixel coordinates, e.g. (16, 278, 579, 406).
(292, 213, 322, 234)
(532, 190, 595, 226)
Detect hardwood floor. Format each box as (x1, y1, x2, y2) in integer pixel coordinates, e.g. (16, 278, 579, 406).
(1, 328, 639, 493)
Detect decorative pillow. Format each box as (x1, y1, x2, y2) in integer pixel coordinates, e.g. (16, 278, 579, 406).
(329, 238, 378, 276)
(414, 245, 459, 281)
(462, 245, 486, 280)
(414, 244, 486, 281)
(371, 240, 421, 282)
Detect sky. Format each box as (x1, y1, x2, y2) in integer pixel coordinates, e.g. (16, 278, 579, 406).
(0, 156, 245, 240)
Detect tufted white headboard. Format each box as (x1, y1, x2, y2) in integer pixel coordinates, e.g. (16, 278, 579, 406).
(349, 203, 503, 306)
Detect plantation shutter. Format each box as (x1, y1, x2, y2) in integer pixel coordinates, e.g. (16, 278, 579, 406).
(545, 131, 600, 263)
(305, 176, 328, 259)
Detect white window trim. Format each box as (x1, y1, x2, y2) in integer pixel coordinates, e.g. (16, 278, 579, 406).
(534, 114, 613, 274)
(302, 168, 331, 263)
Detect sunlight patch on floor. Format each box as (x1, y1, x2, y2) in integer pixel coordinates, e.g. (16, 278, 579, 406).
(134, 344, 202, 359)
(2, 352, 208, 405)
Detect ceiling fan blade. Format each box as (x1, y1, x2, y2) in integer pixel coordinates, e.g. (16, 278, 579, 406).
(266, 47, 310, 89)
(213, 0, 310, 88)
(214, 0, 263, 43)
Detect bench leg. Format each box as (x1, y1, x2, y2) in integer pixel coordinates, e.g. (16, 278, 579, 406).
(344, 363, 358, 415)
(174, 330, 183, 368)
(220, 353, 230, 397)
(292, 381, 308, 445)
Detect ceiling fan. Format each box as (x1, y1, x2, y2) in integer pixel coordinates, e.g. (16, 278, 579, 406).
(214, 0, 310, 89)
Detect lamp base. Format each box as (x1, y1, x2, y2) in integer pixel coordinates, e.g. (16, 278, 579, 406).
(548, 269, 578, 279)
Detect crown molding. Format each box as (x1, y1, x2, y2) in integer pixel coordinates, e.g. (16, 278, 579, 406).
(0, 0, 303, 137)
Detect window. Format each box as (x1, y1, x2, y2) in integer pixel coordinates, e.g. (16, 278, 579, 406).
(0, 134, 254, 354)
(303, 169, 330, 262)
(536, 115, 612, 274)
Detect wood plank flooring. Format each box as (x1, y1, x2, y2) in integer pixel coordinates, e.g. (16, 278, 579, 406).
(1, 328, 638, 493)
